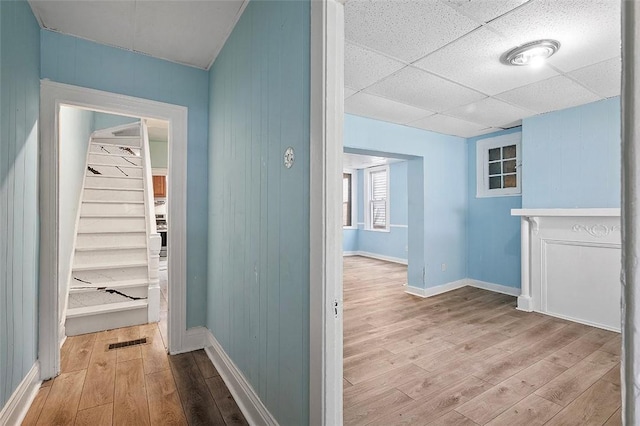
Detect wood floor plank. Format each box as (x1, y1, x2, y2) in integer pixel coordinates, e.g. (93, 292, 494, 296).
(74, 403, 113, 426)
(602, 363, 621, 386)
(545, 379, 621, 425)
(114, 358, 150, 425)
(604, 408, 622, 426)
(78, 339, 116, 410)
(117, 345, 142, 363)
(21, 386, 50, 426)
(145, 368, 188, 426)
(205, 376, 249, 425)
(344, 388, 413, 425)
(485, 394, 563, 426)
(140, 324, 170, 375)
(169, 352, 226, 424)
(36, 370, 86, 425)
(192, 349, 219, 379)
(535, 350, 619, 407)
(427, 410, 479, 426)
(61, 334, 96, 373)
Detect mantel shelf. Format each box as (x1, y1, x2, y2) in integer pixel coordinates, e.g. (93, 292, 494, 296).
(511, 208, 620, 217)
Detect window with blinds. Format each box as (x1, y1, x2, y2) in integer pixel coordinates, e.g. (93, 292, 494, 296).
(367, 167, 388, 230)
(343, 173, 352, 227)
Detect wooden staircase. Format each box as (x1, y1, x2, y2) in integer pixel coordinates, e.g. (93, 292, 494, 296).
(65, 122, 160, 336)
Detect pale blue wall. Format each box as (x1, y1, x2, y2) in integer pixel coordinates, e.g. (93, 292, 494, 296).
(59, 106, 94, 321)
(522, 97, 621, 208)
(92, 111, 138, 131)
(0, 0, 40, 408)
(349, 161, 409, 261)
(467, 128, 522, 288)
(344, 115, 467, 289)
(207, 1, 310, 424)
(40, 30, 209, 327)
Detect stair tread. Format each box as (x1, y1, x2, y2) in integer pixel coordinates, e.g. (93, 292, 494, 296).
(69, 278, 149, 290)
(72, 260, 148, 271)
(80, 214, 146, 218)
(66, 300, 148, 318)
(77, 230, 147, 235)
(88, 162, 143, 169)
(84, 186, 144, 191)
(85, 175, 143, 180)
(75, 245, 147, 252)
(82, 200, 144, 204)
(89, 151, 140, 159)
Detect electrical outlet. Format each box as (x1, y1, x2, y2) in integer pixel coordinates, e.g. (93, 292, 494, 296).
(441, 263, 447, 272)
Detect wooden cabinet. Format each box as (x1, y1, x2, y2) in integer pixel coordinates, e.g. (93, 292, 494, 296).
(153, 175, 166, 198)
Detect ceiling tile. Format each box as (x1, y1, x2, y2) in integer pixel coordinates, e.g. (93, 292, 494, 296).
(30, 1, 136, 50)
(488, 0, 621, 72)
(345, 42, 405, 90)
(345, 87, 358, 99)
(568, 57, 621, 98)
(345, 0, 479, 62)
(495, 75, 601, 113)
(366, 66, 486, 112)
(414, 27, 559, 95)
(134, 1, 245, 69)
(345, 92, 434, 125)
(445, 0, 529, 23)
(343, 153, 403, 170)
(444, 97, 536, 128)
(408, 114, 491, 138)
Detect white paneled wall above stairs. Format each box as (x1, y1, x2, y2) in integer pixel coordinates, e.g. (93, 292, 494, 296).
(65, 121, 161, 336)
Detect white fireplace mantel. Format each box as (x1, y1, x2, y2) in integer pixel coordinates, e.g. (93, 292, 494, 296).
(511, 208, 621, 332)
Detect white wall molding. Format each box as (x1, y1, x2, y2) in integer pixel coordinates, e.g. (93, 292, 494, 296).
(347, 251, 408, 265)
(40, 80, 190, 378)
(404, 279, 467, 298)
(170, 326, 206, 355)
(204, 330, 278, 426)
(390, 224, 409, 228)
(512, 208, 621, 217)
(0, 362, 41, 426)
(467, 279, 520, 297)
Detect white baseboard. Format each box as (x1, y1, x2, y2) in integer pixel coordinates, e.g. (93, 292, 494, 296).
(344, 251, 408, 265)
(170, 326, 207, 355)
(0, 362, 41, 426)
(204, 330, 277, 426)
(404, 279, 467, 298)
(517, 295, 533, 312)
(467, 279, 520, 297)
(405, 278, 520, 299)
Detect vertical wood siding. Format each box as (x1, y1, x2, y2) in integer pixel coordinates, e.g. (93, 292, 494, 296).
(0, 0, 40, 408)
(208, 1, 310, 424)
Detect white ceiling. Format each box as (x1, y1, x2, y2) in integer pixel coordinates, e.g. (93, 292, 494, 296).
(345, 0, 622, 138)
(28, 0, 247, 70)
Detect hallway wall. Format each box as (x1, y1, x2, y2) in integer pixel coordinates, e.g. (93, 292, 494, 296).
(0, 0, 40, 409)
(40, 29, 210, 327)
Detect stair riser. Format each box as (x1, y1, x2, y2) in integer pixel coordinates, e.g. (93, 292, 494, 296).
(85, 164, 142, 178)
(89, 153, 142, 167)
(84, 176, 143, 190)
(78, 217, 146, 233)
(65, 305, 147, 336)
(90, 144, 141, 157)
(76, 233, 146, 249)
(72, 266, 148, 284)
(73, 248, 147, 268)
(92, 137, 141, 148)
(83, 188, 144, 202)
(81, 202, 145, 216)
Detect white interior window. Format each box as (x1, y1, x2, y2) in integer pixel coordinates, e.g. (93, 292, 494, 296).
(342, 171, 356, 228)
(365, 165, 389, 231)
(476, 133, 522, 198)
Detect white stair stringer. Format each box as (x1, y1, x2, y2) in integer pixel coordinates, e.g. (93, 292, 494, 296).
(65, 121, 161, 336)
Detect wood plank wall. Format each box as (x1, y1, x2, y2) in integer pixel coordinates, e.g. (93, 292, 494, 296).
(0, 0, 40, 409)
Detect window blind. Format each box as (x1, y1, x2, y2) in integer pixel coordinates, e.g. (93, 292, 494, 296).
(370, 170, 387, 229)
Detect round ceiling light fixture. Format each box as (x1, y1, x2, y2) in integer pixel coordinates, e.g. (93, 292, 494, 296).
(501, 39, 560, 68)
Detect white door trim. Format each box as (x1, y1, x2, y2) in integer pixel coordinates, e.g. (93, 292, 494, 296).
(39, 80, 189, 379)
(310, 0, 344, 424)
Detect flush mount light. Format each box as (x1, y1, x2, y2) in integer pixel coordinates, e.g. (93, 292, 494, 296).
(501, 39, 560, 67)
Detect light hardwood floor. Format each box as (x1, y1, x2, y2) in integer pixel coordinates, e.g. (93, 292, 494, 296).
(343, 256, 622, 426)
(22, 269, 246, 426)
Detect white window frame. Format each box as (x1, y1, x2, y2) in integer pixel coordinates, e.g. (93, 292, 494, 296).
(343, 169, 357, 229)
(476, 132, 522, 198)
(365, 165, 390, 232)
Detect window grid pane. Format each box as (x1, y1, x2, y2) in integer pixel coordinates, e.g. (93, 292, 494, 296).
(369, 169, 387, 229)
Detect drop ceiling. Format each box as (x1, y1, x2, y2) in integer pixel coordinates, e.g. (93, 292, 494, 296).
(28, 0, 247, 70)
(345, 0, 622, 138)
